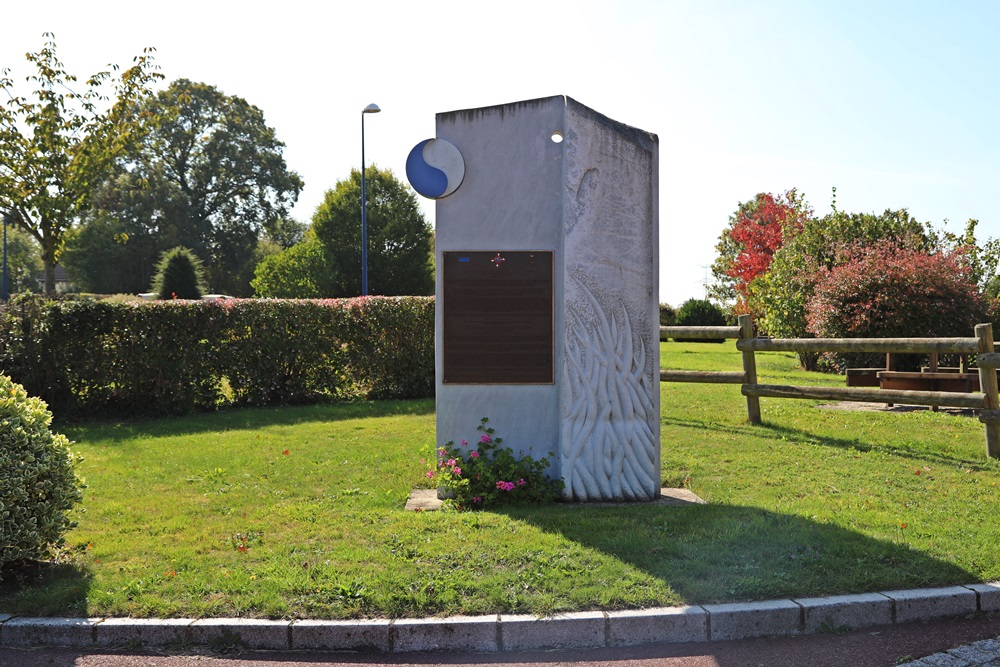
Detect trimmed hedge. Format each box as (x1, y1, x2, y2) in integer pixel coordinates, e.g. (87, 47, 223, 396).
(0, 296, 434, 418)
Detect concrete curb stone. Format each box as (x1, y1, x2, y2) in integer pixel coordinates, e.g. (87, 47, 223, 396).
(607, 606, 707, 646)
(702, 599, 802, 641)
(94, 618, 194, 647)
(966, 582, 1000, 613)
(188, 619, 291, 651)
(498, 612, 606, 651)
(794, 593, 893, 633)
(3, 582, 1000, 653)
(289, 619, 391, 652)
(393, 615, 499, 652)
(1, 617, 101, 647)
(884, 586, 978, 624)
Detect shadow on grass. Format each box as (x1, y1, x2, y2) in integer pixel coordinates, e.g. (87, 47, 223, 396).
(662, 415, 995, 471)
(0, 560, 92, 618)
(57, 399, 435, 443)
(501, 500, 976, 605)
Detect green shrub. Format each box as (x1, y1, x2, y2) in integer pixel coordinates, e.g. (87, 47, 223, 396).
(659, 303, 676, 327)
(673, 298, 727, 342)
(0, 375, 83, 581)
(429, 418, 563, 510)
(0, 295, 435, 418)
(151, 247, 207, 300)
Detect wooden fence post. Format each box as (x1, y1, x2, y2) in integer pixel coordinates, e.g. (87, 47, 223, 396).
(976, 323, 1000, 458)
(738, 314, 761, 424)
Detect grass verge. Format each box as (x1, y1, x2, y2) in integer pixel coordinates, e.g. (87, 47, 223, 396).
(3, 341, 999, 619)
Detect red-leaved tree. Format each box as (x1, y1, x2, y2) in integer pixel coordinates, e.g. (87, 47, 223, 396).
(710, 190, 813, 312)
(806, 244, 985, 369)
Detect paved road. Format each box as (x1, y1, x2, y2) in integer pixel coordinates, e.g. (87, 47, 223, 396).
(1, 615, 998, 667)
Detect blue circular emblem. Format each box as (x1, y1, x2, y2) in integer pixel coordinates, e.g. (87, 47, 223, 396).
(406, 138, 465, 199)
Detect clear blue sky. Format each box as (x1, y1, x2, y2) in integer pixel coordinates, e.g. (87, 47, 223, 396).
(6, 0, 1000, 305)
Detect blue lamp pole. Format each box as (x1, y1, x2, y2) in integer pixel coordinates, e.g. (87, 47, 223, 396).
(360, 103, 381, 296)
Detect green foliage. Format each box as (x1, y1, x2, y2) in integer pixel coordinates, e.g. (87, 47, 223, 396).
(1, 224, 43, 294)
(0, 34, 162, 293)
(806, 245, 985, 370)
(0, 295, 434, 418)
(429, 418, 563, 510)
(251, 236, 331, 298)
(0, 374, 83, 582)
(308, 167, 433, 297)
(150, 247, 207, 300)
(80, 78, 303, 296)
(658, 303, 676, 327)
(673, 298, 727, 342)
(739, 191, 938, 369)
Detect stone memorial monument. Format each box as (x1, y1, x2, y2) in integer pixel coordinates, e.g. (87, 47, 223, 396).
(407, 95, 659, 501)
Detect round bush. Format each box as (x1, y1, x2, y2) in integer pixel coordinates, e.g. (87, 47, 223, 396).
(674, 298, 727, 342)
(0, 375, 83, 581)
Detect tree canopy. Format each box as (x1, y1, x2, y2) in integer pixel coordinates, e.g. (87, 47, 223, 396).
(77, 78, 303, 295)
(0, 34, 162, 293)
(253, 167, 433, 298)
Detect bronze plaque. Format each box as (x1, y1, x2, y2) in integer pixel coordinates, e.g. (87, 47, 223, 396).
(443, 251, 554, 384)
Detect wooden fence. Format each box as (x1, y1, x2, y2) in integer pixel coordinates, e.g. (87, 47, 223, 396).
(660, 314, 1000, 459)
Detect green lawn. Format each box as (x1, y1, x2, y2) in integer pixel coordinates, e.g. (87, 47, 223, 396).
(3, 341, 999, 620)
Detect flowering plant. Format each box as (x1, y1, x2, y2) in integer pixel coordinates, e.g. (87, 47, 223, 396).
(426, 418, 563, 510)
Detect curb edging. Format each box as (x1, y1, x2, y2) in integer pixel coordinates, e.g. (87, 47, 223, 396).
(2, 581, 999, 653)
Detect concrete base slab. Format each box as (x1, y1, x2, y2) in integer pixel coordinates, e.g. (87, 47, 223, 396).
(406, 488, 706, 511)
(290, 619, 392, 652)
(1, 617, 100, 647)
(499, 612, 606, 651)
(188, 619, 290, 650)
(883, 586, 978, 623)
(607, 606, 707, 646)
(393, 615, 499, 652)
(795, 593, 892, 633)
(703, 600, 801, 641)
(95, 618, 193, 647)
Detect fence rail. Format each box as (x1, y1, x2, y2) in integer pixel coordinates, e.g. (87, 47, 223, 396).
(660, 315, 1000, 459)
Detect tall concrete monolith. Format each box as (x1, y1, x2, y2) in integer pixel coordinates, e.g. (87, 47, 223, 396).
(411, 95, 659, 501)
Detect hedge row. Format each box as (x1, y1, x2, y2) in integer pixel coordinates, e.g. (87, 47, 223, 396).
(0, 296, 435, 418)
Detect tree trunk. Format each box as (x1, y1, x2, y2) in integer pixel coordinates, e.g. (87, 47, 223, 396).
(41, 240, 57, 295)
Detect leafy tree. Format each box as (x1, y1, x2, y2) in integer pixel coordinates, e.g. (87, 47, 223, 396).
(709, 190, 812, 310)
(60, 214, 133, 294)
(150, 246, 206, 299)
(88, 78, 303, 296)
(251, 233, 331, 298)
(0, 34, 161, 293)
(1, 223, 43, 294)
(254, 167, 433, 298)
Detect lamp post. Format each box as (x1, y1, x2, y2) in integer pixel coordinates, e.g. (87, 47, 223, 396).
(361, 103, 381, 296)
(2, 214, 9, 301)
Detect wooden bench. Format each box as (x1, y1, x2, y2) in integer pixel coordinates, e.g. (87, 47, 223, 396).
(848, 352, 974, 410)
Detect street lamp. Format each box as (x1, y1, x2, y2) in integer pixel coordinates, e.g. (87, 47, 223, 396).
(361, 102, 381, 296)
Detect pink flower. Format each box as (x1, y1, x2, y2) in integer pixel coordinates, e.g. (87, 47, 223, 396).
(495, 480, 515, 491)
(452, 466, 462, 476)
(446, 458, 457, 467)
(480, 434, 491, 443)
(470, 451, 480, 458)
(461, 439, 468, 446)
(517, 478, 526, 486)
(425, 470, 434, 478)
(473, 496, 482, 504)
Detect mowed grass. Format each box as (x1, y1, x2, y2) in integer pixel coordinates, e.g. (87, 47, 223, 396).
(3, 341, 1000, 620)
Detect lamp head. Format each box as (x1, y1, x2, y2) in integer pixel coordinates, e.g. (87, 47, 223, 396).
(363, 103, 381, 114)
